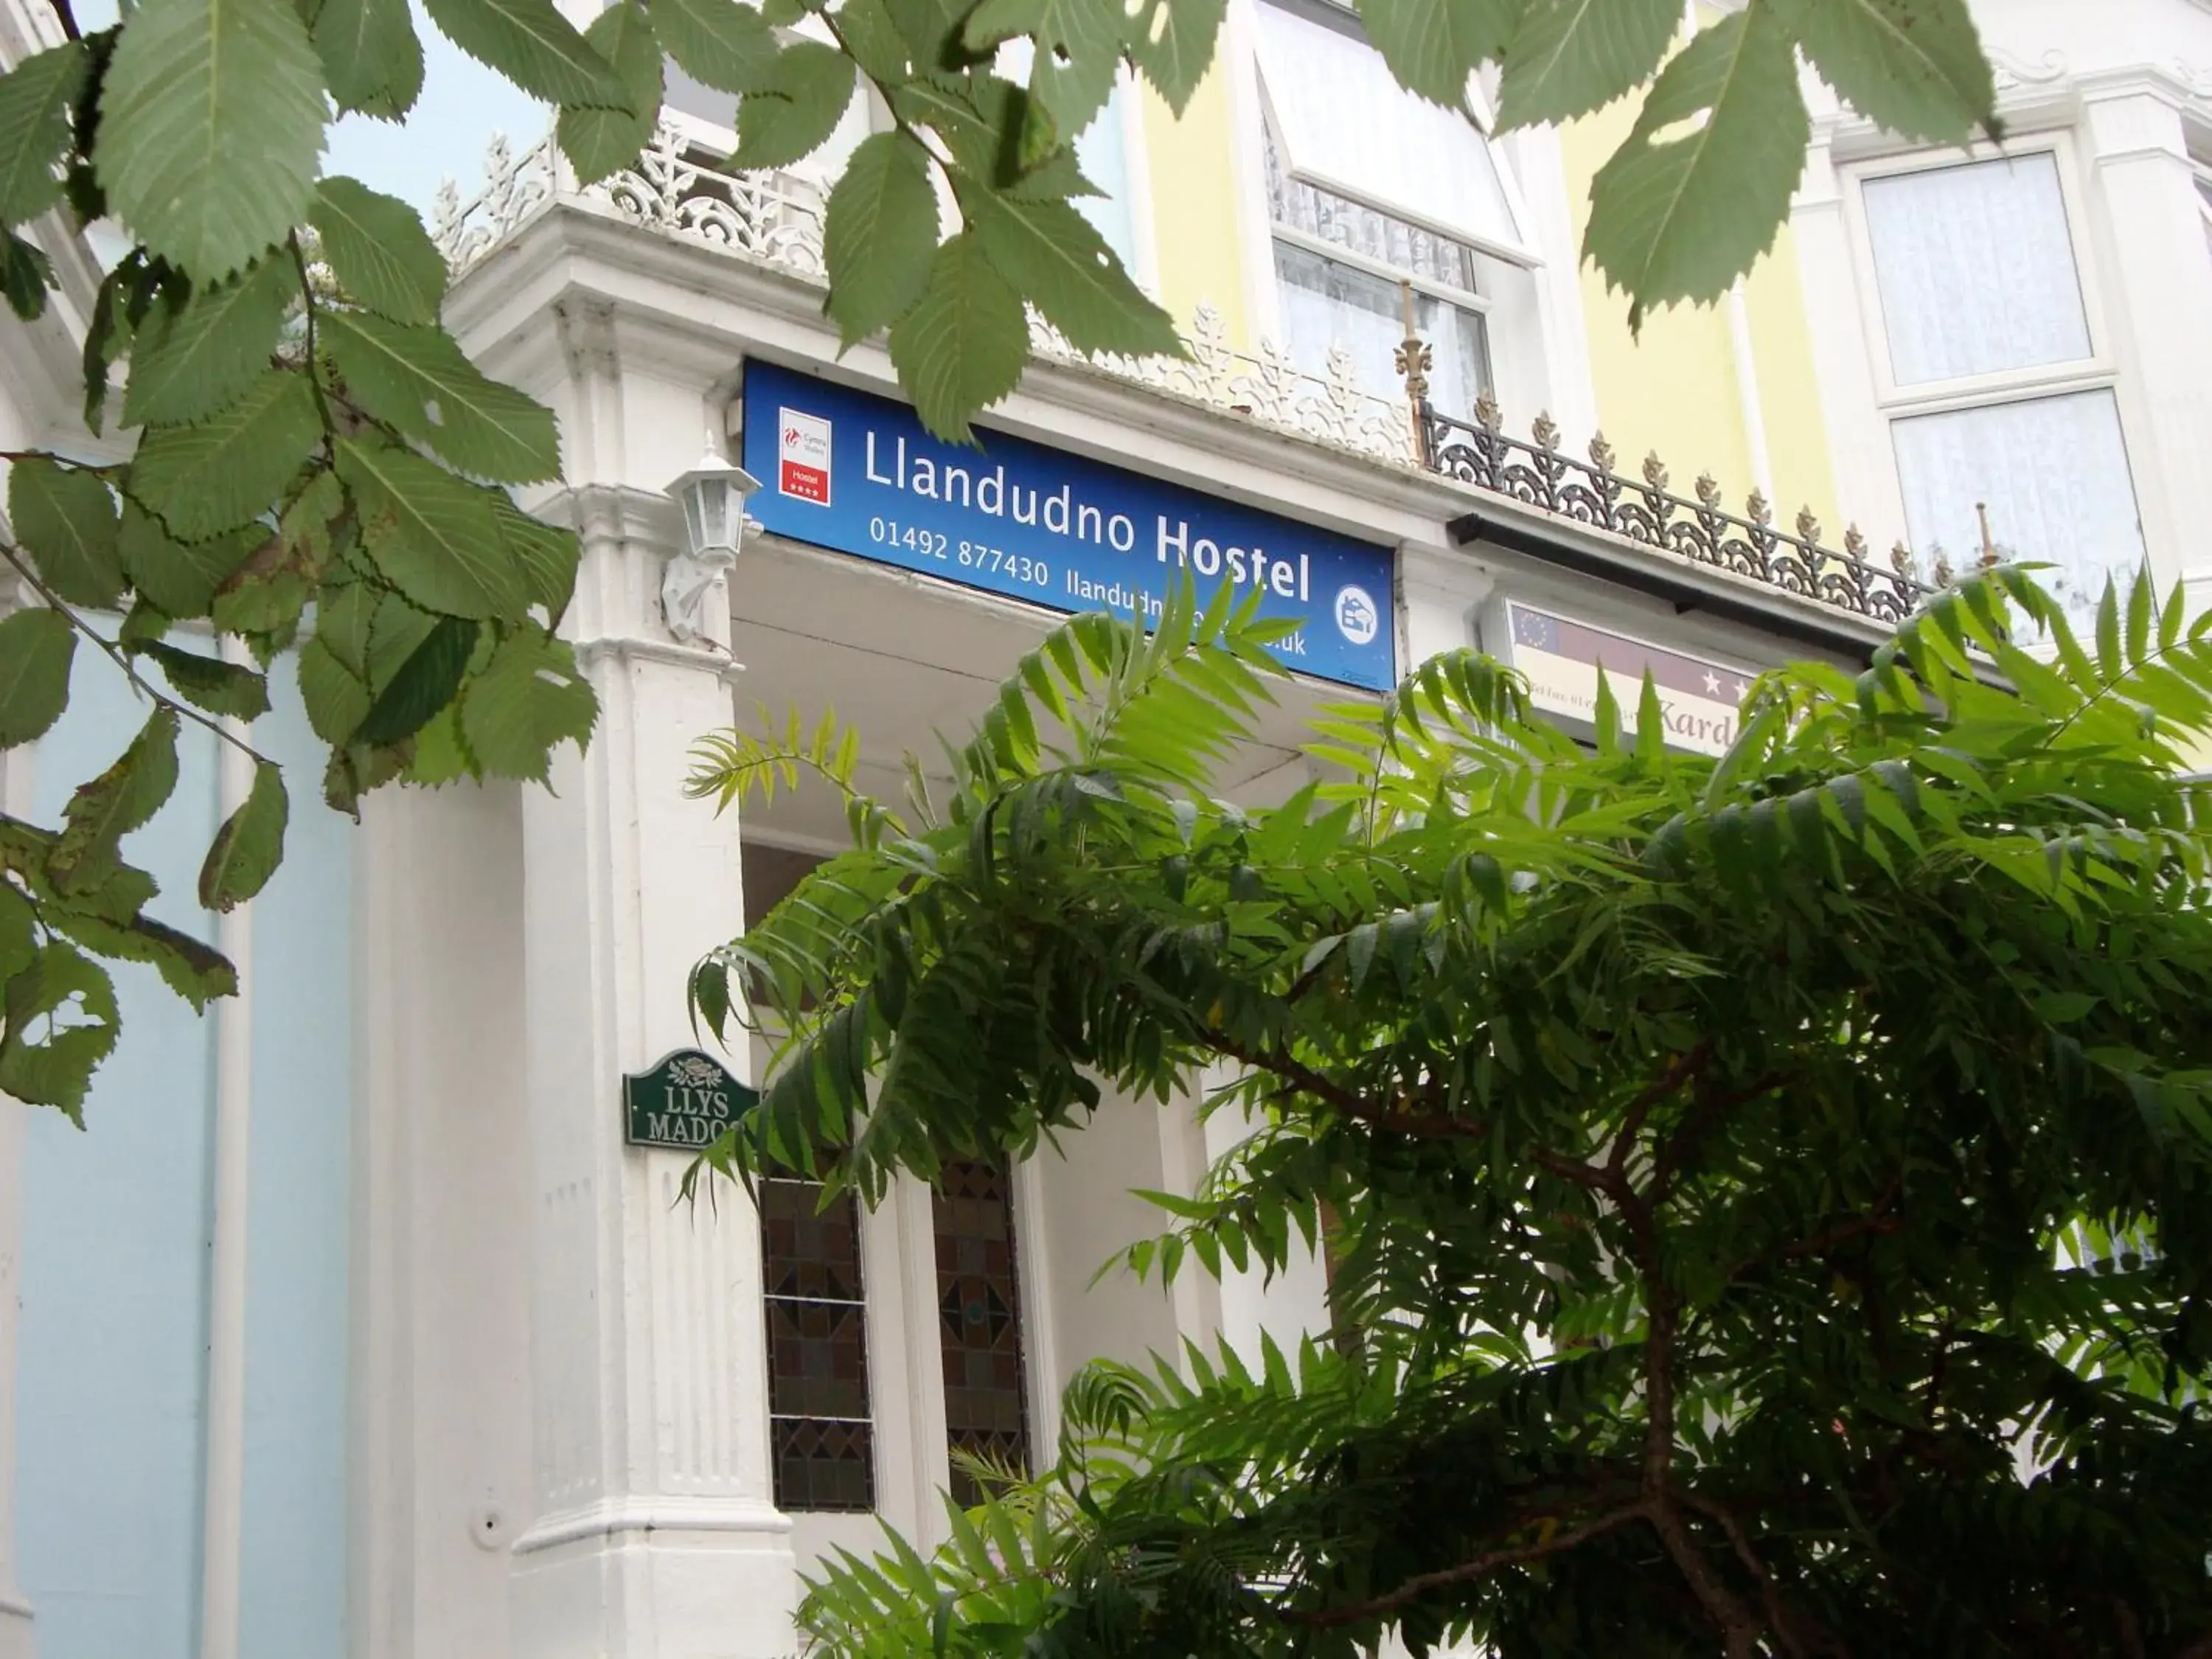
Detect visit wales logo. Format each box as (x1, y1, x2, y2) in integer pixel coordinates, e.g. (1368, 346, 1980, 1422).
(778, 408, 832, 505)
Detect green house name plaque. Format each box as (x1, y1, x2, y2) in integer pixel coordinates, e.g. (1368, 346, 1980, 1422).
(623, 1048, 757, 1150)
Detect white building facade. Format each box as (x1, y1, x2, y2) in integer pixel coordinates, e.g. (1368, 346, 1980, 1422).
(4, 1, 2205, 1656)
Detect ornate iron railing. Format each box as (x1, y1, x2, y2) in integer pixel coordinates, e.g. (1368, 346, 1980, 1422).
(1422, 400, 1932, 624)
(431, 122, 1933, 625)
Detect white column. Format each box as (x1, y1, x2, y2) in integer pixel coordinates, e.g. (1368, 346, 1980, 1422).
(2080, 90, 2212, 589)
(1397, 539, 1496, 669)
(0, 572, 34, 1659)
(507, 341, 795, 1655)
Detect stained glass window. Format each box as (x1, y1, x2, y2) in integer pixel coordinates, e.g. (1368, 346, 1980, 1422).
(932, 1162, 1032, 1505)
(760, 1176, 875, 1512)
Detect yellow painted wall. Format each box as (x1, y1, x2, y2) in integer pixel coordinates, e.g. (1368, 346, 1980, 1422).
(1558, 93, 1840, 538)
(1135, 63, 1252, 348)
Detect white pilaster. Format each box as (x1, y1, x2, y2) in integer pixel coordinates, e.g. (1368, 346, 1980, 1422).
(508, 319, 794, 1656)
(0, 573, 33, 1659)
(1397, 540, 1496, 669)
(2079, 90, 2212, 588)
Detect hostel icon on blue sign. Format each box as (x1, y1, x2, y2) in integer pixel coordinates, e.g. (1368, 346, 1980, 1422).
(740, 360, 1400, 693)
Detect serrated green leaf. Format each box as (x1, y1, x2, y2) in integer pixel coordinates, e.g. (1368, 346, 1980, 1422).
(0, 940, 119, 1121)
(824, 131, 939, 347)
(310, 0, 425, 117)
(961, 187, 1178, 357)
(357, 611, 476, 742)
(44, 905, 235, 1010)
(128, 369, 322, 538)
(199, 759, 287, 911)
(489, 495, 580, 618)
(49, 707, 181, 895)
(94, 0, 327, 281)
(320, 309, 560, 482)
(404, 701, 475, 783)
(364, 585, 438, 686)
(461, 625, 597, 780)
(1766, 0, 1992, 145)
(966, 0, 1121, 132)
(1123, 0, 1225, 114)
(887, 231, 1029, 442)
(0, 608, 76, 747)
(1585, 4, 1809, 330)
(650, 0, 779, 91)
(559, 1, 663, 182)
(336, 438, 522, 618)
(1357, 0, 1515, 108)
(835, 0, 917, 83)
(420, 0, 628, 105)
(296, 635, 372, 742)
(734, 41, 857, 170)
(122, 254, 296, 426)
(0, 883, 32, 984)
(0, 229, 50, 320)
(0, 41, 88, 226)
(1495, 0, 1679, 131)
(139, 641, 271, 720)
(310, 177, 446, 323)
(116, 502, 260, 619)
(9, 456, 122, 608)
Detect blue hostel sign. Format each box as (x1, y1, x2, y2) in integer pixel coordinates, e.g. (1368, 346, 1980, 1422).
(740, 361, 1399, 692)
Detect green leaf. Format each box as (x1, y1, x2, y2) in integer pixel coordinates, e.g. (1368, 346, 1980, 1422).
(0, 608, 76, 747)
(420, 0, 629, 105)
(1584, 4, 1810, 330)
(44, 906, 236, 1010)
(0, 41, 88, 226)
(9, 456, 122, 608)
(1357, 0, 1515, 108)
(0, 940, 120, 1121)
(886, 231, 1030, 442)
(490, 495, 580, 617)
(356, 612, 477, 742)
(558, 1, 663, 182)
(128, 369, 322, 538)
(117, 502, 260, 619)
(965, 0, 1121, 132)
(296, 636, 372, 742)
(336, 439, 524, 618)
(94, 0, 328, 281)
(403, 702, 475, 783)
(734, 41, 857, 170)
(122, 253, 296, 426)
(0, 229, 50, 321)
(139, 641, 272, 720)
(319, 309, 561, 482)
(0, 883, 32, 984)
(1123, 0, 1226, 115)
(824, 132, 939, 348)
(961, 187, 1178, 357)
(1495, 0, 1680, 131)
(310, 177, 447, 323)
(1766, 0, 1992, 145)
(835, 0, 918, 84)
(49, 707, 181, 895)
(198, 759, 288, 911)
(460, 625, 597, 780)
(650, 0, 779, 91)
(310, 0, 426, 118)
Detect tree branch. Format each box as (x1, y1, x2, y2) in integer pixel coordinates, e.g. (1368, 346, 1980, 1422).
(1681, 1492, 1826, 1659)
(1208, 1029, 1482, 1140)
(0, 540, 274, 769)
(1284, 1500, 1655, 1629)
(1609, 1042, 1710, 1178)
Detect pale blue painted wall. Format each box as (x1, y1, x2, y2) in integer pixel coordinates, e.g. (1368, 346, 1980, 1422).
(237, 670, 352, 1659)
(15, 655, 356, 1659)
(16, 669, 222, 1659)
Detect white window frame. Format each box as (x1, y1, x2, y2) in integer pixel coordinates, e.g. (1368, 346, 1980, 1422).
(1227, 0, 1537, 350)
(1842, 133, 2120, 420)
